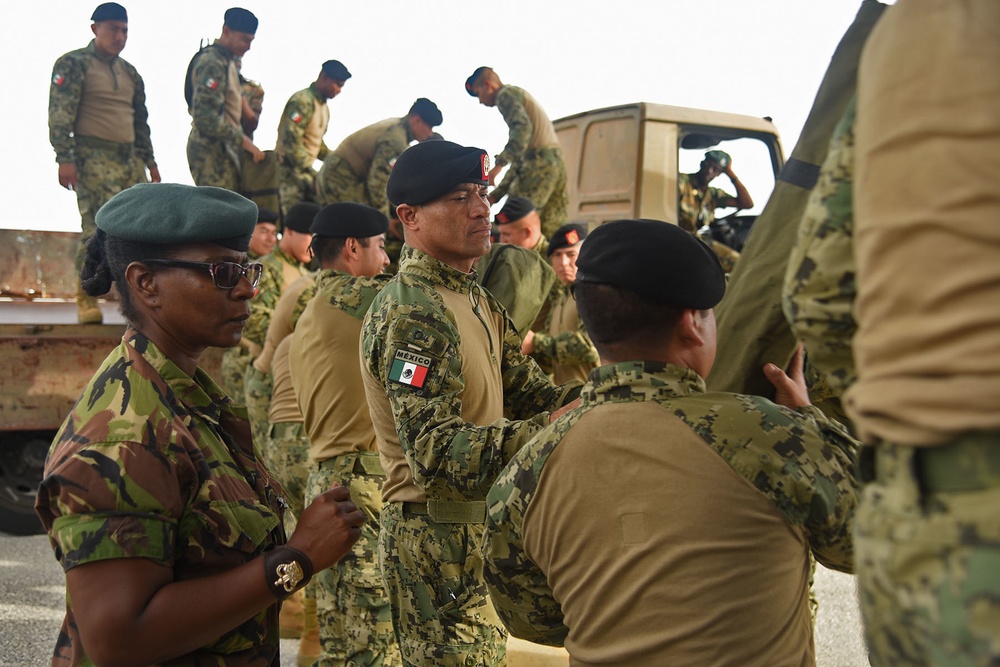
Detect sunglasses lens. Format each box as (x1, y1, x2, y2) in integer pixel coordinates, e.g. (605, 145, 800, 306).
(246, 263, 263, 288)
(211, 263, 241, 289)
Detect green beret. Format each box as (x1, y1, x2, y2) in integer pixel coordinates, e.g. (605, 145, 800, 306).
(311, 203, 388, 238)
(95, 183, 257, 251)
(224, 7, 257, 34)
(409, 98, 442, 128)
(575, 219, 725, 309)
(387, 141, 489, 206)
(322, 60, 351, 81)
(495, 196, 535, 225)
(283, 202, 320, 234)
(547, 223, 588, 256)
(91, 2, 127, 22)
(465, 66, 491, 96)
(705, 150, 731, 169)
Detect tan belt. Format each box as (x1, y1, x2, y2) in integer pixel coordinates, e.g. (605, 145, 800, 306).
(399, 500, 486, 524)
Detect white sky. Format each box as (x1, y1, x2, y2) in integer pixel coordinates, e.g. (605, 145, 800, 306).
(1, 1, 873, 233)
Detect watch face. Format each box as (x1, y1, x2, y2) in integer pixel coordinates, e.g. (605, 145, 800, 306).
(274, 560, 304, 593)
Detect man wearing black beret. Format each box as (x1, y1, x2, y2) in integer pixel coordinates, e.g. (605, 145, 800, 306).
(483, 219, 859, 665)
(185, 7, 264, 192)
(49, 2, 161, 323)
(360, 140, 580, 665)
(520, 223, 599, 385)
(316, 98, 444, 218)
(288, 202, 401, 665)
(494, 196, 548, 256)
(275, 60, 352, 219)
(248, 206, 279, 259)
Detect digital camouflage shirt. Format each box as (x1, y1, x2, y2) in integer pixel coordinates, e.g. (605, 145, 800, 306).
(360, 245, 580, 503)
(677, 173, 733, 232)
(35, 328, 285, 666)
(48, 40, 155, 166)
(483, 361, 857, 659)
(275, 84, 330, 170)
(243, 246, 311, 351)
(187, 42, 244, 152)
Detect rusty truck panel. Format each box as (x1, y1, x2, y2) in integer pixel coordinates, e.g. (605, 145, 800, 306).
(0, 229, 82, 299)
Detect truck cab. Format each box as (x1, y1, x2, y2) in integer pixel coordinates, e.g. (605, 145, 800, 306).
(554, 102, 784, 249)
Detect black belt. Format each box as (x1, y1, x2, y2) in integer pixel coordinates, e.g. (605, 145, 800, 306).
(398, 500, 486, 523)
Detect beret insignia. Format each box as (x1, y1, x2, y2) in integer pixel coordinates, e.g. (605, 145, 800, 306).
(481, 154, 490, 180)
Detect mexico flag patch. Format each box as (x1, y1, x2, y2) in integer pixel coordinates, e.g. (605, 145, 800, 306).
(389, 349, 432, 388)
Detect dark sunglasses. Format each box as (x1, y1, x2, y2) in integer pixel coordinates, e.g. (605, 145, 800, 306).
(142, 259, 263, 289)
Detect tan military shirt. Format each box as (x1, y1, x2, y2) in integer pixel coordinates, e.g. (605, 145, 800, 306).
(332, 117, 400, 178)
(74, 53, 136, 144)
(268, 335, 301, 425)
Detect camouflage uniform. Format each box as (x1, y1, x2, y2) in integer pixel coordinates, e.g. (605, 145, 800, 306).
(783, 97, 857, 396)
(186, 42, 244, 191)
(527, 285, 598, 385)
(475, 242, 557, 337)
(678, 173, 741, 273)
(360, 246, 579, 666)
(294, 269, 399, 666)
(276, 84, 330, 218)
(316, 118, 413, 218)
(35, 329, 285, 666)
(241, 247, 311, 457)
(483, 360, 858, 664)
(491, 86, 567, 239)
(846, 2, 1000, 664)
(48, 40, 154, 274)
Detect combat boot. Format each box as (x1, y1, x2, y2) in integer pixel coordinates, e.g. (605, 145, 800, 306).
(297, 591, 320, 667)
(76, 290, 103, 324)
(279, 587, 304, 639)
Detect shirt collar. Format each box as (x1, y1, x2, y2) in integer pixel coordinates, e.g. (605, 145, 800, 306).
(582, 360, 706, 407)
(398, 245, 479, 293)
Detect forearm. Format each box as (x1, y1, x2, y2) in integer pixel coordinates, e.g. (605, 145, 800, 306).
(729, 173, 753, 209)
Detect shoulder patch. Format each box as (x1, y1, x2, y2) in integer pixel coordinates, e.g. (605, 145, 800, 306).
(290, 111, 303, 124)
(388, 348, 433, 388)
(204, 77, 218, 90)
(52, 73, 65, 86)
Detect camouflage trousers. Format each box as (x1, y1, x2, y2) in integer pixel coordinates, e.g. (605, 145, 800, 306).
(187, 129, 240, 191)
(379, 503, 507, 666)
(279, 163, 319, 220)
(219, 346, 253, 406)
(267, 422, 310, 520)
(493, 148, 567, 239)
(72, 138, 148, 273)
(306, 454, 400, 666)
(316, 155, 367, 207)
(243, 366, 273, 464)
(855, 436, 1000, 666)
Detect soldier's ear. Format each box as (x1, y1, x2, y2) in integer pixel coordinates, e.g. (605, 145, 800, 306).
(396, 204, 419, 231)
(125, 261, 160, 308)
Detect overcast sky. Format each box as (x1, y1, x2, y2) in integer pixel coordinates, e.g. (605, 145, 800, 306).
(1, 1, 875, 233)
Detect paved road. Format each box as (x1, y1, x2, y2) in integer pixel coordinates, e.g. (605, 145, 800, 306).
(1, 532, 870, 666)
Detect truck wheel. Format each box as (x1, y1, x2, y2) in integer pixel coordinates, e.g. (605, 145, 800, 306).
(0, 432, 51, 535)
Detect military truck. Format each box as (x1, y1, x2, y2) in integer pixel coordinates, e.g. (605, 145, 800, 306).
(553, 102, 785, 245)
(0, 230, 222, 535)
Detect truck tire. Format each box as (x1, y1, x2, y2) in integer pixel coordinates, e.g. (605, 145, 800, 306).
(0, 431, 50, 535)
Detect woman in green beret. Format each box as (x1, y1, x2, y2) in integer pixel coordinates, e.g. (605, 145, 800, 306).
(35, 183, 365, 666)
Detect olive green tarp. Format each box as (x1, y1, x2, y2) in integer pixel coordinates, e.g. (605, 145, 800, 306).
(707, 0, 886, 412)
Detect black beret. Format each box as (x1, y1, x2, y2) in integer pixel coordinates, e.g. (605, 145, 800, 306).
(91, 2, 127, 21)
(311, 203, 389, 238)
(95, 183, 257, 252)
(547, 223, 588, 256)
(283, 202, 320, 234)
(409, 98, 442, 128)
(387, 141, 489, 206)
(575, 219, 725, 309)
(495, 196, 535, 225)
(224, 7, 258, 34)
(464, 66, 491, 96)
(321, 60, 351, 81)
(257, 207, 279, 224)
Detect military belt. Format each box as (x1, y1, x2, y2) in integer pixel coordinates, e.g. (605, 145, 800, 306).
(870, 431, 1000, 493)
(399, 500, 486, 524)
(76, 134, 136, 159)
(317, 451, 385, 478)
